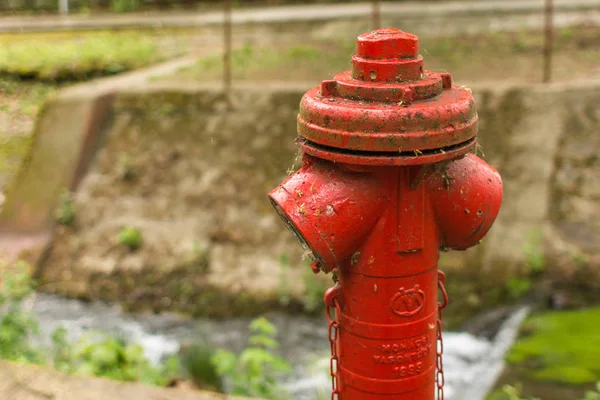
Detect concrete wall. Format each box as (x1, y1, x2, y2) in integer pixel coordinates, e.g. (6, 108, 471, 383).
(2, 79, 599, 317)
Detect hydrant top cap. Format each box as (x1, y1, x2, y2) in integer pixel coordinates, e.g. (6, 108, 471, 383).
(356, 28, 419, 59)
(297, 28, 478, 166)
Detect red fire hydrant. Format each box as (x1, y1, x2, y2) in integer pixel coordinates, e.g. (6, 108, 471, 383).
(269, 29, 503, 399)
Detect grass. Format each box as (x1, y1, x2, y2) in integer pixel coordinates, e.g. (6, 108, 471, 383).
(0, 29, 191, 192)
(0, 30, 189, 81)
(172, 25, 600, 84)
(506, 307, 600, 385)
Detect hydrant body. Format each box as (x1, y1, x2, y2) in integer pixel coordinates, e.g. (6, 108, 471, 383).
(269, 29, 503, 399)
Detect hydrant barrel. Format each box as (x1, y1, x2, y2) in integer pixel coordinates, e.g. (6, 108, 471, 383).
(269, 28, 503, 399)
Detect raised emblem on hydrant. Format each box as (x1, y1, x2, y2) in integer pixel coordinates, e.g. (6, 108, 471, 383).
(269, 28, 503, 399)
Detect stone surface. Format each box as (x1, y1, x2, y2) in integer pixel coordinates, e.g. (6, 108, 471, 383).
(0, 360, 252, 400)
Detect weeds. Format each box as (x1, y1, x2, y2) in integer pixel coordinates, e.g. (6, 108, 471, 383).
(56, 190, 75, 227)
(117, 226, 143, 251)
(0, 32, 163, 81)
(0, 262, 180, 385)
(523, 230, 544, 274)
(488, 382, 600, 400)
(212, 317, 291, 399)
(0, 263, 294, 395)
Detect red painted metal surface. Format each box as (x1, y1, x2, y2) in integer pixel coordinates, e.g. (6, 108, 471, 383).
(269, 28, 503, 399)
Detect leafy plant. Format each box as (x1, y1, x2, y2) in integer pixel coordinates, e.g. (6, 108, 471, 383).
(507, 308, 600, 385)
(0, 263, 179, 387)
(505, 277, 532, 299)
(56, 190, 75, 226)
(117, 226, 143, 251)
(488, 382, 600, 400)
(0, 262, 43, 363)
(0, 32, 161, 81)
(111, 0, 138, 13)
(523, 230, 544, 274)
(180, 342, 223, 392)
(488, 384, 539, 400)
(118, 155, 136, 181)
(63, 332, 179, 385)
(211, 317, 291, 399)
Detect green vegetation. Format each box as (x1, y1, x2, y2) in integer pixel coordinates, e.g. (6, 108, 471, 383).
(56, 190, 76, 226)
(212, 317, 291, 399)
(0, 32, 165, 81)
(111, 0, 139, 12)
(488, 382, 600, 400)
(0, 262, 179, 385)
(174, 26, 600, 84)
(117, 226, 143, 250)
(505, 277, 532, 300)
(118, 154, 137, 182)
(523, 230, 545, 275)
(0, 262, 44, 364)
(51, 327, 180, 385)
(180, 342, 223, 391)
(1, 262, 295, 395)
(506, 307, 600, 385)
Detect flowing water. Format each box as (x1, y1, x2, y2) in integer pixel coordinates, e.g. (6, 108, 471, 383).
(28, 293, 529, 400)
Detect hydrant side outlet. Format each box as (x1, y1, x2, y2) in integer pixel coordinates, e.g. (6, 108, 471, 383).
(269, 28, 503, 399)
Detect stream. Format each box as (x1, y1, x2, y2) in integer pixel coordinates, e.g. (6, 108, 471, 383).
(29, 293, 529, 400)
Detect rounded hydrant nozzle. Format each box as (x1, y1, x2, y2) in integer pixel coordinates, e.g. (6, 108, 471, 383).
(268, 156, 384, 273)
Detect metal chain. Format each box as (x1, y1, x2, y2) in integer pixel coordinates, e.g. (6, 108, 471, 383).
(437, 270, 449, 400)
(326, 296, 341, 400)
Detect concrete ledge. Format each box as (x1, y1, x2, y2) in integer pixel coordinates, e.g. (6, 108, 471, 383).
(0, 361, 253, 400)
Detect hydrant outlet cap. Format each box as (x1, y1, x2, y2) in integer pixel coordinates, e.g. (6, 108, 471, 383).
(356, 29, 419, 59)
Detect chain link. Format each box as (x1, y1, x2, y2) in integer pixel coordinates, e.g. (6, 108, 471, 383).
(437, 270, 449, 400)
(326, 295, 341, 400)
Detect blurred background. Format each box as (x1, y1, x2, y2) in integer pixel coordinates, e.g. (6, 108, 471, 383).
(0, 1, 599, 400)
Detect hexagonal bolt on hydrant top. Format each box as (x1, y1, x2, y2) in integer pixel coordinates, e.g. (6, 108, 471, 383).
(269, 28, 503, 400)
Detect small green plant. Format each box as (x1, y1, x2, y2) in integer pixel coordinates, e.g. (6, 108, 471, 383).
(63, 332, 179, 385)
(505, 277, 532, 299)
(180, 342, 223, 392)
(212, 317, 291, 399)
(0, 264, 180, 386)
(56, 190, 75, 227)
(111, 0, 138, 13)
(488, 382, 600, 400)
(488, 384, 539, 400)
(118, 155, 136, 181)
(117, 226, 143, 251)
(0, 262, 43, 363)
(523, 230, 544, 274)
